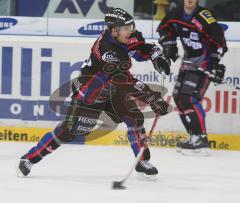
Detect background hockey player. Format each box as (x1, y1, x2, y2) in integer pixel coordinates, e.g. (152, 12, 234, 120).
(157, 0, 227, 155)
(17, 8, 171, 179)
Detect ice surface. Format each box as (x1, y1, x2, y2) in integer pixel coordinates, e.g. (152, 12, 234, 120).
(0, 143, 240, 203)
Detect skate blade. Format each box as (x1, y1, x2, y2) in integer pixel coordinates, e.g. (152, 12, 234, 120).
(136, 172, 158, 181)
(181, 148, 211, 156)
(15, 161, 27, 178)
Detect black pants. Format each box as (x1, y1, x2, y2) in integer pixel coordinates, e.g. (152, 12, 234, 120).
(24, 87, 150, 164)
(173, 70, 210, 135)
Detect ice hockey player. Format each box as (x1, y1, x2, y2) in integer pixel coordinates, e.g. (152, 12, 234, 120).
(17, 8, 172, 179)
(157, 0, 227, 155)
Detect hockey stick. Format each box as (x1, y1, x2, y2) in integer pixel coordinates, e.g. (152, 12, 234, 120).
(112, 113, 160, 189)
(179, 57, 240, 90)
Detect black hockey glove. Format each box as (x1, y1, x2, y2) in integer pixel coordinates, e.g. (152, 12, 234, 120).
(210, 48, 225, 84)
(159, 37, 179, 63)
(146, 91, 172, 115)
(150, 45, 171, 75)
(162, 43, 179, 62)
(211, 64, 226, 84)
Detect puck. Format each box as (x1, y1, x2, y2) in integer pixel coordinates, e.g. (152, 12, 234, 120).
(112, 181, 126, 190)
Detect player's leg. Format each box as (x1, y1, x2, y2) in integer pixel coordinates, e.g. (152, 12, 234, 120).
(173, 70, 210, 155)
(17, 101, 101, 177)
(108, 90, 158, 179)
(17, 72, 109, 177)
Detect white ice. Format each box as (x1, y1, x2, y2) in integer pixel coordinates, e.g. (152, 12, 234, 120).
(0, 142, 240, 203)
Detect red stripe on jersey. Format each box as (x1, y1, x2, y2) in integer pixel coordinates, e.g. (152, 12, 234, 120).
(158, 19, 223, 48)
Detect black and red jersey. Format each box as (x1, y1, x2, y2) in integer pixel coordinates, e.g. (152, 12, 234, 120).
(75, 29, 154, 104)
(157, 5, 228, 69)
(81, 29, 153, 82)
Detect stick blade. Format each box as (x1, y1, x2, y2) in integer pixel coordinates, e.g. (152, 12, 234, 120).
(112, 181, 126, 190)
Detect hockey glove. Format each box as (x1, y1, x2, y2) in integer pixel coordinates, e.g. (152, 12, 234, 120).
(146, 91, 172, 115)
(162, 42, 179, 62)
(211, 64, 226, 84)
(151, 45, 171, 75)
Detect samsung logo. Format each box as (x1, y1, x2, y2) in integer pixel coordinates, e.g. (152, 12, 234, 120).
(0, 18, 17, 31)
(78, 21, 107, 35)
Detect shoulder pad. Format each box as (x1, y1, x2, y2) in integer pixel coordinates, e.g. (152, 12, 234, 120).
(199, 9, 216, 24)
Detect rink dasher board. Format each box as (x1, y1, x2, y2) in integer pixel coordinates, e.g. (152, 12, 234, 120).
(0, 126, 239, 151)
(0, 17, 239, 41)
(0, 36, 239, 150)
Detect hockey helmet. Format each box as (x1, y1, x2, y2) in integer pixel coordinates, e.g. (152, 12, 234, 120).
(105, 8, 134, 27)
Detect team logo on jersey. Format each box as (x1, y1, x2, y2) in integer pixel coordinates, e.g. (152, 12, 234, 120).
(190, 32, 199, 41)
(182, 37, 202, 50)
(102, 51, 118, 62)
(199, 10, 216, 24)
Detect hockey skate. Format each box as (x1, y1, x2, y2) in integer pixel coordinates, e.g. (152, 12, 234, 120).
(180, 135, 210, 156)
(135, 160, 158, 180)
(16, 157, 33, 177)
(176, 136, 191, 153)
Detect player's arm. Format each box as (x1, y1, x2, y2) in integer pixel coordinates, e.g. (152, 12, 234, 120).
(199, 9, 228, 60)
(127, 30, 170, 75)
(128, 30, 157, 61)
(198, 9, 228, 84)
(156, 11, 179, 63)
(120, 79, 172, 115)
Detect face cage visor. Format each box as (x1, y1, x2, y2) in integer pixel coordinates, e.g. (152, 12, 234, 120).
(113, 21, 135, 33)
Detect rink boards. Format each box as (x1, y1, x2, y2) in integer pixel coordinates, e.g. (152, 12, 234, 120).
(0, 35, 239, 150)
(0, 126, 240, 150)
